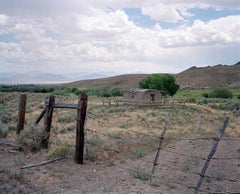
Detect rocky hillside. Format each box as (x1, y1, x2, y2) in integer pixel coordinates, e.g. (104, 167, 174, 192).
(65, 62, 240, 89)
(175, 62, 240, 89)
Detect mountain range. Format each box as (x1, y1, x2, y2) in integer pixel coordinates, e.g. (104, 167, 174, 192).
(0, 71, 112, 84)
(1, 62, 240, 89)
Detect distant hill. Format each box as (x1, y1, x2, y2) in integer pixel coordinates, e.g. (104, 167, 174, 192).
(175, 62, 240, 88)
(65, 62, 240, 89)
(65, 74, 150, 88)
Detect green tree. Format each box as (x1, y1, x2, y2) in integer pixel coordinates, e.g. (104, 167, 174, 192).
(139, 74, 179, 96)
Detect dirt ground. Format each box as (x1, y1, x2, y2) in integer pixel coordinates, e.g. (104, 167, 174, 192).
(1, 136, 240, 194)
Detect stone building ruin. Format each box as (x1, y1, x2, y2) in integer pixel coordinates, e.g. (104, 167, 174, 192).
(123, 89, 165, 106)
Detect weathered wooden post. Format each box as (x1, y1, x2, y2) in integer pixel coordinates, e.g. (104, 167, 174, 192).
(194, 116, 230, 194)
(150, 123, 167, 184)
(75, 93, 88, 164)
(41, 95, 55, 149)
(16, 94, 27, 134)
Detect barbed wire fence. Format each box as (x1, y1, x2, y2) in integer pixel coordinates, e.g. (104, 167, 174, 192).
(85, 106, 240, 193)
(15, 93, 240, 193)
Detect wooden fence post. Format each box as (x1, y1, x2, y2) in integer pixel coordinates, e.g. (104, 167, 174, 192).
(41, 95, 55, 149)
(16, 94, 27, 134)
(75, 93, 88, 164)
(194, 116, 230, 194)
(150, 123, 167, 184)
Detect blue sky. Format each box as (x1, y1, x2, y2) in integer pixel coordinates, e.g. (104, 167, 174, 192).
(0, 0, 240, 76)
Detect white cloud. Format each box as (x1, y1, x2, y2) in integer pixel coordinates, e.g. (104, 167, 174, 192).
(0, 1, 239, 75)
(0, 14, 8, 25)
(152, 15, 240, 47)
(0, 42, 24, 61)
(141, 3, 184, 23)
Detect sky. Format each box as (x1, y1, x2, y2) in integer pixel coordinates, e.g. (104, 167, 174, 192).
(0, 0, 240, 76)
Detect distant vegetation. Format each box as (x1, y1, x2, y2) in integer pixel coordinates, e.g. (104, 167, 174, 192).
(175, 88, 240, 115)
(53, 87, 123, 97)
(202, 88, 233, 99)
(0, 85, 124, 97)
(0, 85, 55, 93)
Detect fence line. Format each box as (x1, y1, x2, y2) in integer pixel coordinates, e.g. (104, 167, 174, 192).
(161, 149, 207, 160)
(61, 97, 239, 193)
(194, 116, 230, 194)
(85, 114, 239, 193)
(14, 94, 239, 193)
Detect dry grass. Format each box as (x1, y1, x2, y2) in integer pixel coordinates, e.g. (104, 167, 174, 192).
(1, 92, 239, 160)
(1, 92, 240, 193)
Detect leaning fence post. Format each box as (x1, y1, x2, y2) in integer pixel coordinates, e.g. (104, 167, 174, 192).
(16, 94, 27, 134)
(41, 95, 55, 149)
(150, 123, 167, 184)
(193, 116, 230, 194)
(75, 93, 88, 164)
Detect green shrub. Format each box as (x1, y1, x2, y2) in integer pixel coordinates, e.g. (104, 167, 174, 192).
(209, 88, 233, 99)
(202, 93, 209, 98)
(111, 88, 123, 96)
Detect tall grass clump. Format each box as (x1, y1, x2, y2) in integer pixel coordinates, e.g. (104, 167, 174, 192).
(0, 120, 8, 138)
(17, 126, 46, 152)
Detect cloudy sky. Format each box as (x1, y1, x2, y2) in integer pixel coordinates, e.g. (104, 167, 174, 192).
(0, 0, 240, 76)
